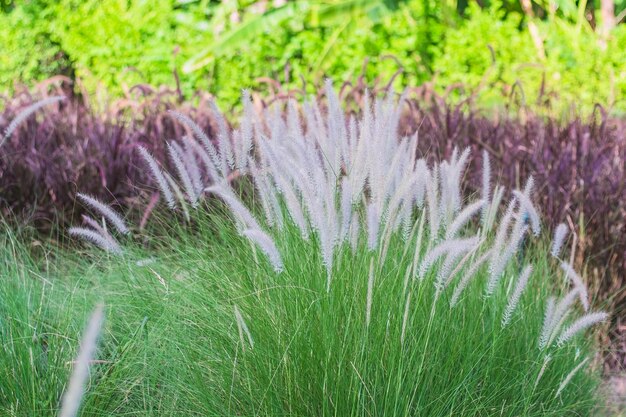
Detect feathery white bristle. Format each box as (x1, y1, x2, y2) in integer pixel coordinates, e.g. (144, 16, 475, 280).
(539, 297, 556, 349)
(58, 304, 105, 417)
(207, 185, 262, 231)
(555, 358, 589, 398)
(69, 227, 122, 255)
(233, 305, 255, 349)
(418, 237, 478, 281)
(77, 193, 129, 235)
(450, 249, 492, 307)
(366, 203, 380, 251)
(512, 190, 540, 237)
(501, 265, 532, 327)
(551, 223, 568, 258)
(547, 289, 581, 345)
(168, 142, 198, 207)
(560, 261, 590, 312)
(242, 229, 284, 273)
(169, 110, 222, 172)
(486, 224, 528, 296)
(2, 96, 65, 147)
(445, 199, 484, 239)
(137, 146, 177, 209)
(481, 150, 491, 226)
(556, 312, 608, 346)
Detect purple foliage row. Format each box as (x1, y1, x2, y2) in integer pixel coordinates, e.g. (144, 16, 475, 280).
(0, 83, 219, 230)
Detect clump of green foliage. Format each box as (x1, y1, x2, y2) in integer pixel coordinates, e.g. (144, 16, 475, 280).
(2, 0, 625, 113)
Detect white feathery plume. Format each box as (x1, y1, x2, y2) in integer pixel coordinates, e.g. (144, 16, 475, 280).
(135, 258, 156, 267)
(445, 199, 484, 239)
(380, 139, 410, 203)
(539, 297, 556, 349)
(413, 160, 428, 208)
(501, 265, 532, 327)
(400, 291, 412, 345)
(560, 261, 590, 312)
(399, 201, 414, 240)
(366, 203, 380, 251)
(437, 162, 451, 223)
(69, 227, 123, 255)
(556, 312, 608, 346)
(555, 358, 589, 398)
(169, 110, 222, 171)
(58, 303, 105, 417)
(1, 96, 65, 147)
(451, 147, 471, 213)
(274, 174, 309, 239)
(339, 177, 353, 240)
(534, 354, 552, 389)
(167, 142, 198, 207)
(237, 90, 254, 173)
(181, 136, 204, 196)
(206, 185, 262, 231)
(491, 197, 517, 258)
(450, 249, 492, 307)
(384, 170, 416, 225)
(242, 229, 284, 273)
(349, 212, 360, 253)
(484, 185, 505, 234)
(233, 305, 254, 350)
(76, 193, 129, 235)
(418, 237, 478, 281)
(163, 171, 190, 221)
(435, 237, 480, 293)
(136, 146, 176, 209)
(481, 150, 491, 226)
(323, 179, 339, 245)
(546, 289, 581, 346)
(81, 215, 118, 248)
(551, 223, 568, 258)
(184, 133, 220, 182)
(512, 190, 541, 237)
(442, 238, 483, 292)
(486, 224, 528, 296)
(209, 100, 234, 173)
(250, 167, 282, 229)
(426, 166, 440, 239)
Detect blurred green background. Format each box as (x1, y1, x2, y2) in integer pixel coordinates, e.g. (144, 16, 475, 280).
(2, 0, 626, 114)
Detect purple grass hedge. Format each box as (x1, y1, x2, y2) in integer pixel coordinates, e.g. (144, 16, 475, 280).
(0, 80, 220, 230)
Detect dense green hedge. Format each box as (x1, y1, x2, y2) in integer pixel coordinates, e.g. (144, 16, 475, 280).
(2, 0, 626, 113)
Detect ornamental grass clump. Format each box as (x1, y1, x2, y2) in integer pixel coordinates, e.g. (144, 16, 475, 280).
(57, 82, 608, 415)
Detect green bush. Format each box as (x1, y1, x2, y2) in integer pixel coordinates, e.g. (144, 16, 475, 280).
(0, 1, 70, 89)
(434, 2, 626, 114)
(1, 0, 625, 114)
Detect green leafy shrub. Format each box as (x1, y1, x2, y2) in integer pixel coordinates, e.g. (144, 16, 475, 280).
(1, 1, 626, 112)
(0, 1, 71, 89)
(434, 2, 626, 115)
